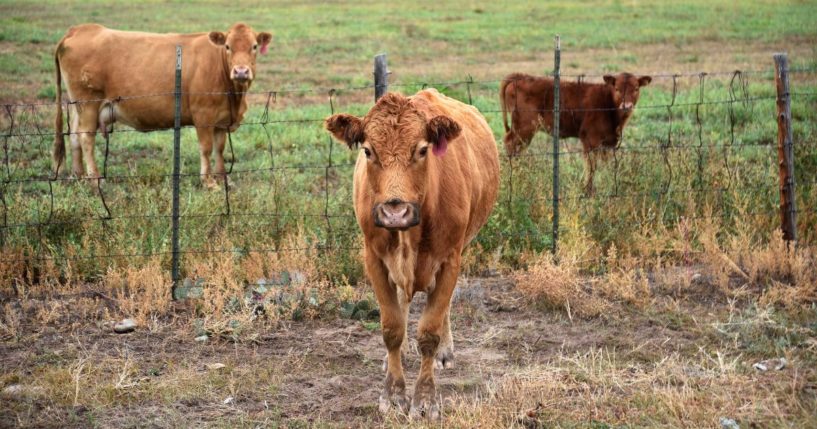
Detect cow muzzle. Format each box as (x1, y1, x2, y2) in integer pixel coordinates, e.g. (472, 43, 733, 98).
(373, 199, 420, 231)
(232, 66, 253, 82)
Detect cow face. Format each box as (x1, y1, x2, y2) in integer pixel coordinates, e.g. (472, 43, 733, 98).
(603, 73, 652, 111)
(209, 23, 272, 88)
(325, 94, 461, 231)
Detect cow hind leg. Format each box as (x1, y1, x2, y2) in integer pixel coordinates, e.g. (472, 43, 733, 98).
(434, 307, 454, 369)
(504, 111, 538, 158)
(69, 104, 83, 178)
(411, 253, 462, 420)
(76, 102, 102, 183)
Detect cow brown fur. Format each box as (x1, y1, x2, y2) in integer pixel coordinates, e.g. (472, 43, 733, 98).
(325, 89, 499, 419)
(53, 23, 271, 187)
(500, 72, 651, 194)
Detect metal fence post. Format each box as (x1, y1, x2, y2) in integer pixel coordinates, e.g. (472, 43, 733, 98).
(171, 45, 182, 298)
(773, 53, 797, 244)
(374, 54, 388, 102)
(551, 36, 561, 256)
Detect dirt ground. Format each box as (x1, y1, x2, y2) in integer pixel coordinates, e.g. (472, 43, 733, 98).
(1, 273, 770, 429)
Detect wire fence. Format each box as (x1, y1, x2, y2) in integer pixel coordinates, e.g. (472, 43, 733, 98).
(1, 48, 815, 288)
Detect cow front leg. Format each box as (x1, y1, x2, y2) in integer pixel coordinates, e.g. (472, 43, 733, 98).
(582, 151, 597, 196)
(194, 126, 217, 189)
(213, 129, 232, 187)
(382, 288, 412, 372)
(411, 252, 461, 420)
(366, 250, 409, 414)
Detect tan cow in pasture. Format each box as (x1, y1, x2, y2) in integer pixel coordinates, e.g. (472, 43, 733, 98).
(500, 72, 651, 195)
(325, 89, 499, 419)
(53, 23, 271, 187)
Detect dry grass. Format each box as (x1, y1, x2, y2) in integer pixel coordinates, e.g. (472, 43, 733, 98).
(413, 347, 815, 428)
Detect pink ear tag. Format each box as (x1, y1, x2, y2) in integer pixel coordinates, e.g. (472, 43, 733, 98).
(433, 135, 448, 157)
(260, 43, 269, 55)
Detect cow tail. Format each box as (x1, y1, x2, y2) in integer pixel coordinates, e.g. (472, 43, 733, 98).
(53, 49, 65, 176)
(500, 77, 511, 133)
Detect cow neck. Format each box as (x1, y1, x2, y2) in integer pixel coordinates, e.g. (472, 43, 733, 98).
(605, 87, 627, 142)
(219, 50, 247, 128)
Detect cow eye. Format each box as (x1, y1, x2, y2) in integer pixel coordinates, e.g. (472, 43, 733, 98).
(418, 146, 428, 157)
(363, 147, 372, 158)
(225, 44, 231, 51)
(253, 44, 258, 51)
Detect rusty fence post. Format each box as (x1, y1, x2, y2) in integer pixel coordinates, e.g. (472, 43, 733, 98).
(171, 45, 182, 298)
(773, 53, 797, 244)
(551, 35, 561, 256)
(374, 54, 388, 102)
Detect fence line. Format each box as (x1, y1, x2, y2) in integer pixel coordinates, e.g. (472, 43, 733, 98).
(1, 49, 815, 289)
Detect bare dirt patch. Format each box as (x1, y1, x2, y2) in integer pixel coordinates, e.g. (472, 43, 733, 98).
(4, 273, 811, 428)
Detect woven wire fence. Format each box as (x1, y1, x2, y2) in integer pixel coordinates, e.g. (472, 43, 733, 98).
(1, 57, 815, 287)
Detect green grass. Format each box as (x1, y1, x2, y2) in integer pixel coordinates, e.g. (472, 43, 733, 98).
(1, 0, 817, 101)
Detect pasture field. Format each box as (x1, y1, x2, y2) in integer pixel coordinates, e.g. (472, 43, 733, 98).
(1, 1, 817, 427)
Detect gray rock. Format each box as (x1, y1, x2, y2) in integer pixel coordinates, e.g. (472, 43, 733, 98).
(719, 417, 740, 429)
(114, 318, 137, 334)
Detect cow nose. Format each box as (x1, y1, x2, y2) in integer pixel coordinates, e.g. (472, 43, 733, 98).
(233, 66, 251, 81)
(375, 199, 420, 230)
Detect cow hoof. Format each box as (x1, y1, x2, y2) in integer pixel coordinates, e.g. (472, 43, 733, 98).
(378, 376, 409, 414)
(378, 392, 410, 414)
(409, 397, 440, 420)
(434, 347, 455, 370)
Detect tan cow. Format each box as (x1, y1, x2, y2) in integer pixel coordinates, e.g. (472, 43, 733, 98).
(325, 89, 499, 419)
(53, 23, 271, 187)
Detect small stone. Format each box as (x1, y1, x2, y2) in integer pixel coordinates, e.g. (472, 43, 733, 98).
(1, 384, 44, 399)
(719, 417, 740, 429)
(194, 335, 209, 343)
(690, 273, 703, 283)
(754, 358, 787, 371)
(206, 363, 226, 371)
(223, 396, 234, 405)
(114, 318, 137, 334)
(1, 384, 24, 399)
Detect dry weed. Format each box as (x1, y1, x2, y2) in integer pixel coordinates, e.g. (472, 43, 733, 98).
(515, 253, 608, 318)
(104, 258, 171, 326)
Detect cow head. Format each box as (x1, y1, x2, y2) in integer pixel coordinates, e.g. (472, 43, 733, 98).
(209, 23, 272, 89)
(325, 93, 460, 231)
(603, 73, 652, 112)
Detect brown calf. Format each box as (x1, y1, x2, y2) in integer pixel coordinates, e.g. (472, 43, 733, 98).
(500, 72, 651, 194)
(53, 23, 271, 187)
(325, 89, 499, 419)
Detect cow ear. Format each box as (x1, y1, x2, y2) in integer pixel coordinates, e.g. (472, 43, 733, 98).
(325, 114, 365, 149)
(256, 32, 272, 55)
(638, 75, 652, 87)
(209, 31, 227, 46)
(603, 75, 615, 86)
(426, 115, 461, 157)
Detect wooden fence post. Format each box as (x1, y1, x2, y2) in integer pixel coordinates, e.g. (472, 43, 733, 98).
(774, 53, 797, 244)
(374, 54, 388, 102)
